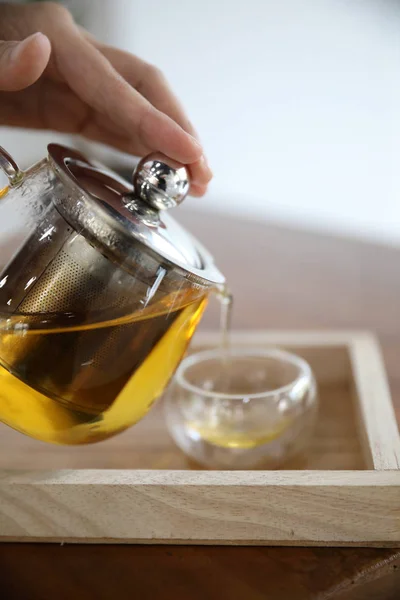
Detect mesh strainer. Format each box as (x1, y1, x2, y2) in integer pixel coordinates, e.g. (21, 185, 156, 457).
(0, 143, 225, 417)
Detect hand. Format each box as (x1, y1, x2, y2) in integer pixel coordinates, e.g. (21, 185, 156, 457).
(0, 2, 212, 196)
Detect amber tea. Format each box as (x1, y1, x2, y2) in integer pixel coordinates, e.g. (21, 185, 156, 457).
(0, 292, 207, 445)
(176, 290, 302, 452)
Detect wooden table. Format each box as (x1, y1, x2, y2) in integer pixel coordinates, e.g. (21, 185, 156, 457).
(1, 211, 400, 599)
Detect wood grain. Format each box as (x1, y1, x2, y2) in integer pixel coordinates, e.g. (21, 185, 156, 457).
(0, 470, 399, 545)
(350, 336, 400, 470)
(1, 212, 400, 597)
(1, 331, 397, 545)
(0, 383, 364, 471)
(0, 336, 365, 471)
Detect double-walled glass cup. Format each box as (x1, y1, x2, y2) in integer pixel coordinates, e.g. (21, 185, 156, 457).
(165, 347, 318, 469)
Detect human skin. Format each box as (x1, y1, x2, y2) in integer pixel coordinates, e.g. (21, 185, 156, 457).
(0, 1, 212, 195)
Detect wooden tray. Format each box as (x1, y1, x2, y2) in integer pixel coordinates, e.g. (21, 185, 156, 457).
(0, 331, 399, 546)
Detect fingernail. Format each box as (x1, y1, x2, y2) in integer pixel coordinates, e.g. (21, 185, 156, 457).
(200, 155, 213, 179)
(11, 33, 45, 62)
(188, 120, 200, 140)
(189, 133, 203, 149)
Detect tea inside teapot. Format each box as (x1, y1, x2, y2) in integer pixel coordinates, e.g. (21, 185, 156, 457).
(0, 287, 207, 445)
(0, 144, 224, 444)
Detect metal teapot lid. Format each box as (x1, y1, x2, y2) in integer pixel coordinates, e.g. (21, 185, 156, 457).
(47, 144, 224, 286)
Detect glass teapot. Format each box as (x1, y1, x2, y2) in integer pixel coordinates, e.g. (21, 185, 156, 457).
(0, 143, 224, 445)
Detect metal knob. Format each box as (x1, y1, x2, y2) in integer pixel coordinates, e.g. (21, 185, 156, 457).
(0, 146, 23, 186)
(132, 153, 190, 211)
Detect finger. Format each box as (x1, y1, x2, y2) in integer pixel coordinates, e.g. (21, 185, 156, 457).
(96, 47, 214, 187)
(89, 42, 198, 139)
(78, 28, 198, 137)
(189, 183, 208, 197)
(63, 111, 209, 196)
(54, 27, 203, 164)
(80, 36, 211, 185)
(188, 156, 213, 186)
(0, 33, 51, 91)
(76, 117, 208, 193)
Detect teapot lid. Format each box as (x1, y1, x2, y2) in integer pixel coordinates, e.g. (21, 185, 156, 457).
(47, 144, 224, 286)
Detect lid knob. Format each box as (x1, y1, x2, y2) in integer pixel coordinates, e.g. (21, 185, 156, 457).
(132, 153, 189, 211)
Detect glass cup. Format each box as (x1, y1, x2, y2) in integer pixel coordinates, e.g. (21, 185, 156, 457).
(164, 347, 318, 469)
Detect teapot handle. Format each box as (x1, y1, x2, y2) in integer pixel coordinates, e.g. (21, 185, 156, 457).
(0, 147, 23, 186)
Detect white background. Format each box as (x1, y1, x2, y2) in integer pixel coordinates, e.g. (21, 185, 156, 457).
(1, 0, 400, 245)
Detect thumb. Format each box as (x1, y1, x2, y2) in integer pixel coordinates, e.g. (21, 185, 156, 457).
(0, 33, 51, 92)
